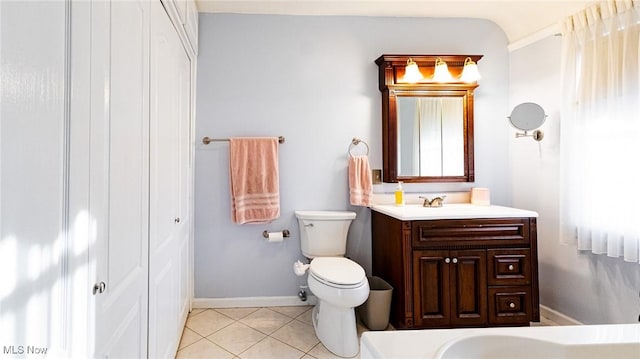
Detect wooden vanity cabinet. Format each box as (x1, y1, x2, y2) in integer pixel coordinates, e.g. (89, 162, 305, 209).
(371, 211, 539, 329)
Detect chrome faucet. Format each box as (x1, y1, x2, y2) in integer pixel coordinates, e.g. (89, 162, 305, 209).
(420, 195, 447, 208)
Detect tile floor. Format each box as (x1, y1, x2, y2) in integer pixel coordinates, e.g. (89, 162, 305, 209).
(176, 306, 560, 359)
(176, 306, 371, 359)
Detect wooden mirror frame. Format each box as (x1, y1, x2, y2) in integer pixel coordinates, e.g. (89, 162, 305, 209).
(375, 54, 482, 183)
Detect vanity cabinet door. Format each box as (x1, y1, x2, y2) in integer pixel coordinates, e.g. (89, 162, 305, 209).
(413, 250, 451, 327)
(450, 250, 487, 326)
(413, 249, 487, 327)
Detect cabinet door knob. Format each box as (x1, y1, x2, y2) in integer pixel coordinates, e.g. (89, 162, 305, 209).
(508, 264, 514, 270)
(452, 258, 458, 264)
(509, 302, 516, 309)
(445, 258, 451, 264)
(174, 217, 181, 223)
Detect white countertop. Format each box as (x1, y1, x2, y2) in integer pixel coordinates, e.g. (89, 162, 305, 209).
(371, 203, 538, 221)
(360, 324, 640, 359)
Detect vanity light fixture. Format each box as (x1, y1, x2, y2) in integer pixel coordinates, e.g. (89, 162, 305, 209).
(432, 57, 453, 82)
(403, 58, 424, 83)
(402, 56, 481, 83)
(460, 57, 481, 83)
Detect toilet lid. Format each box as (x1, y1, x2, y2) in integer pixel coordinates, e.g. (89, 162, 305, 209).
(309, 257, 365, 286)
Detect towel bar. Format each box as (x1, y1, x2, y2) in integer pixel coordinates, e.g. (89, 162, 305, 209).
(202, 136, 285, 145)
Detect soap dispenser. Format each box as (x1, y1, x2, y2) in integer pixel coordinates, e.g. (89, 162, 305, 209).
(395, 181, 405, 206)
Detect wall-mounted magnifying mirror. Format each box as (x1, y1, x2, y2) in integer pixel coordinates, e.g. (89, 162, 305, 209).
(508, 102, 546, 141)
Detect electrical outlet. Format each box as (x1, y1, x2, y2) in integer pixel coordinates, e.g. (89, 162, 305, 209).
(372, 169, 382, 184)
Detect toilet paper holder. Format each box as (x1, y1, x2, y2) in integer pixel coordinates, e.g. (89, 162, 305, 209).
(263, 229, 290, 239)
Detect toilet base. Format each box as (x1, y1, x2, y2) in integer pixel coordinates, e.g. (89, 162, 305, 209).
(312, 300, 359, 358)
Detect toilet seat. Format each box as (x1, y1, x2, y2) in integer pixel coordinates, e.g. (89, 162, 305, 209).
(309, 257, 366, 289)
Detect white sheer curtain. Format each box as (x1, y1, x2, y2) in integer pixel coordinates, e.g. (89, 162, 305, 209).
(415, 98, 464, 176)
(440, 98, 464, 176)
(417, 98, 441, 175)
(560, 1, 640, 263)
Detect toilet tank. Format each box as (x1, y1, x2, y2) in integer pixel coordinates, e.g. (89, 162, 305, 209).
(295, 211, 356, 258)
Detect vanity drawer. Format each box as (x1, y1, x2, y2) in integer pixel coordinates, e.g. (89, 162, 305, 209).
(487, 249, 531, 285)
(412, 218, 530, 248)
(488, 286, 531, 325)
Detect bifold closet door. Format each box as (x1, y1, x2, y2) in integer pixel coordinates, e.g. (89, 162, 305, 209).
(90, 0, 150, 357)
(0, 0, 71, 354)
(149, 1, 192, 357)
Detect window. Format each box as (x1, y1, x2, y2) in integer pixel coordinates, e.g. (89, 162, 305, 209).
(560, 1, 640, 263)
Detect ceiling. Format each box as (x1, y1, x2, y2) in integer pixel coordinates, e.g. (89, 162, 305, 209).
(195, 0, 593, 44)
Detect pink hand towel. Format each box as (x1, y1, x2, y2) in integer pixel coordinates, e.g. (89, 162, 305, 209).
(349, 155, 372, 207)
(229, 137, 280, 224)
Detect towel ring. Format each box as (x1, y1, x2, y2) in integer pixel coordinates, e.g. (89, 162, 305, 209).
(348, 138, 369, 157)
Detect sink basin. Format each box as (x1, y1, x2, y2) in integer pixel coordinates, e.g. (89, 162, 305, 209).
(371, 203, 538, 221)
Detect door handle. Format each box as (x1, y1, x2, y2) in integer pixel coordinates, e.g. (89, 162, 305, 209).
(93, 281, 106, 295)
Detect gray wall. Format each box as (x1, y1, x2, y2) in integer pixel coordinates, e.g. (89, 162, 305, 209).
(509, 36, 640, 324)
(194, 14, 511, 299)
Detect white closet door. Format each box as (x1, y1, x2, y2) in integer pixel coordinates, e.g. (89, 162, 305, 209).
(0, 0, 69, 353)
(177, 34, 192, 331)
(149, 1, 191, 357)
(90, 0, 150, 357)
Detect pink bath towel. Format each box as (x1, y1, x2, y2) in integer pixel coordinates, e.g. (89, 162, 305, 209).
(229, 137, 280, 224)
(349, 155, 372, 207)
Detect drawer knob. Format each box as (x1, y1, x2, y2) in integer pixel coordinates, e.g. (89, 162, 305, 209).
(452, 258, 458, 264)
(445, 258, 451, 264)
(509, 302, 516, 309)
(508, 264, 514, 270)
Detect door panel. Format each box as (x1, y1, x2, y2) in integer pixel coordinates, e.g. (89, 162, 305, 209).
(178, 228, 190, 320)
(149, 1, 191, 357)
(92, 0, 149, 357)
(450, 250, 487, 326)
(413, 250, 450, 327)
(150, 260, 177, 359)
(177, 32, 192, 322)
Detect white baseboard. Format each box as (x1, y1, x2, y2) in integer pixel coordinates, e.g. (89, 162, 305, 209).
(194, 298, 581, 326)
(540, 305, 583, 325)
(193, 295, 317, 309)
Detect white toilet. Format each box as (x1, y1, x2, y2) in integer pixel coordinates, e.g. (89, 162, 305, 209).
(293, 210, 370, 358)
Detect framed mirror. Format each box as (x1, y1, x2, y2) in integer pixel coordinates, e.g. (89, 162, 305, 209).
(397, 93, 465, 177)
(376, 54, 482, 183)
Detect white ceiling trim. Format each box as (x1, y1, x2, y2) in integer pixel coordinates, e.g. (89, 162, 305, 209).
(507, 23, 562, 52)
(195, 0, 592, 45)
